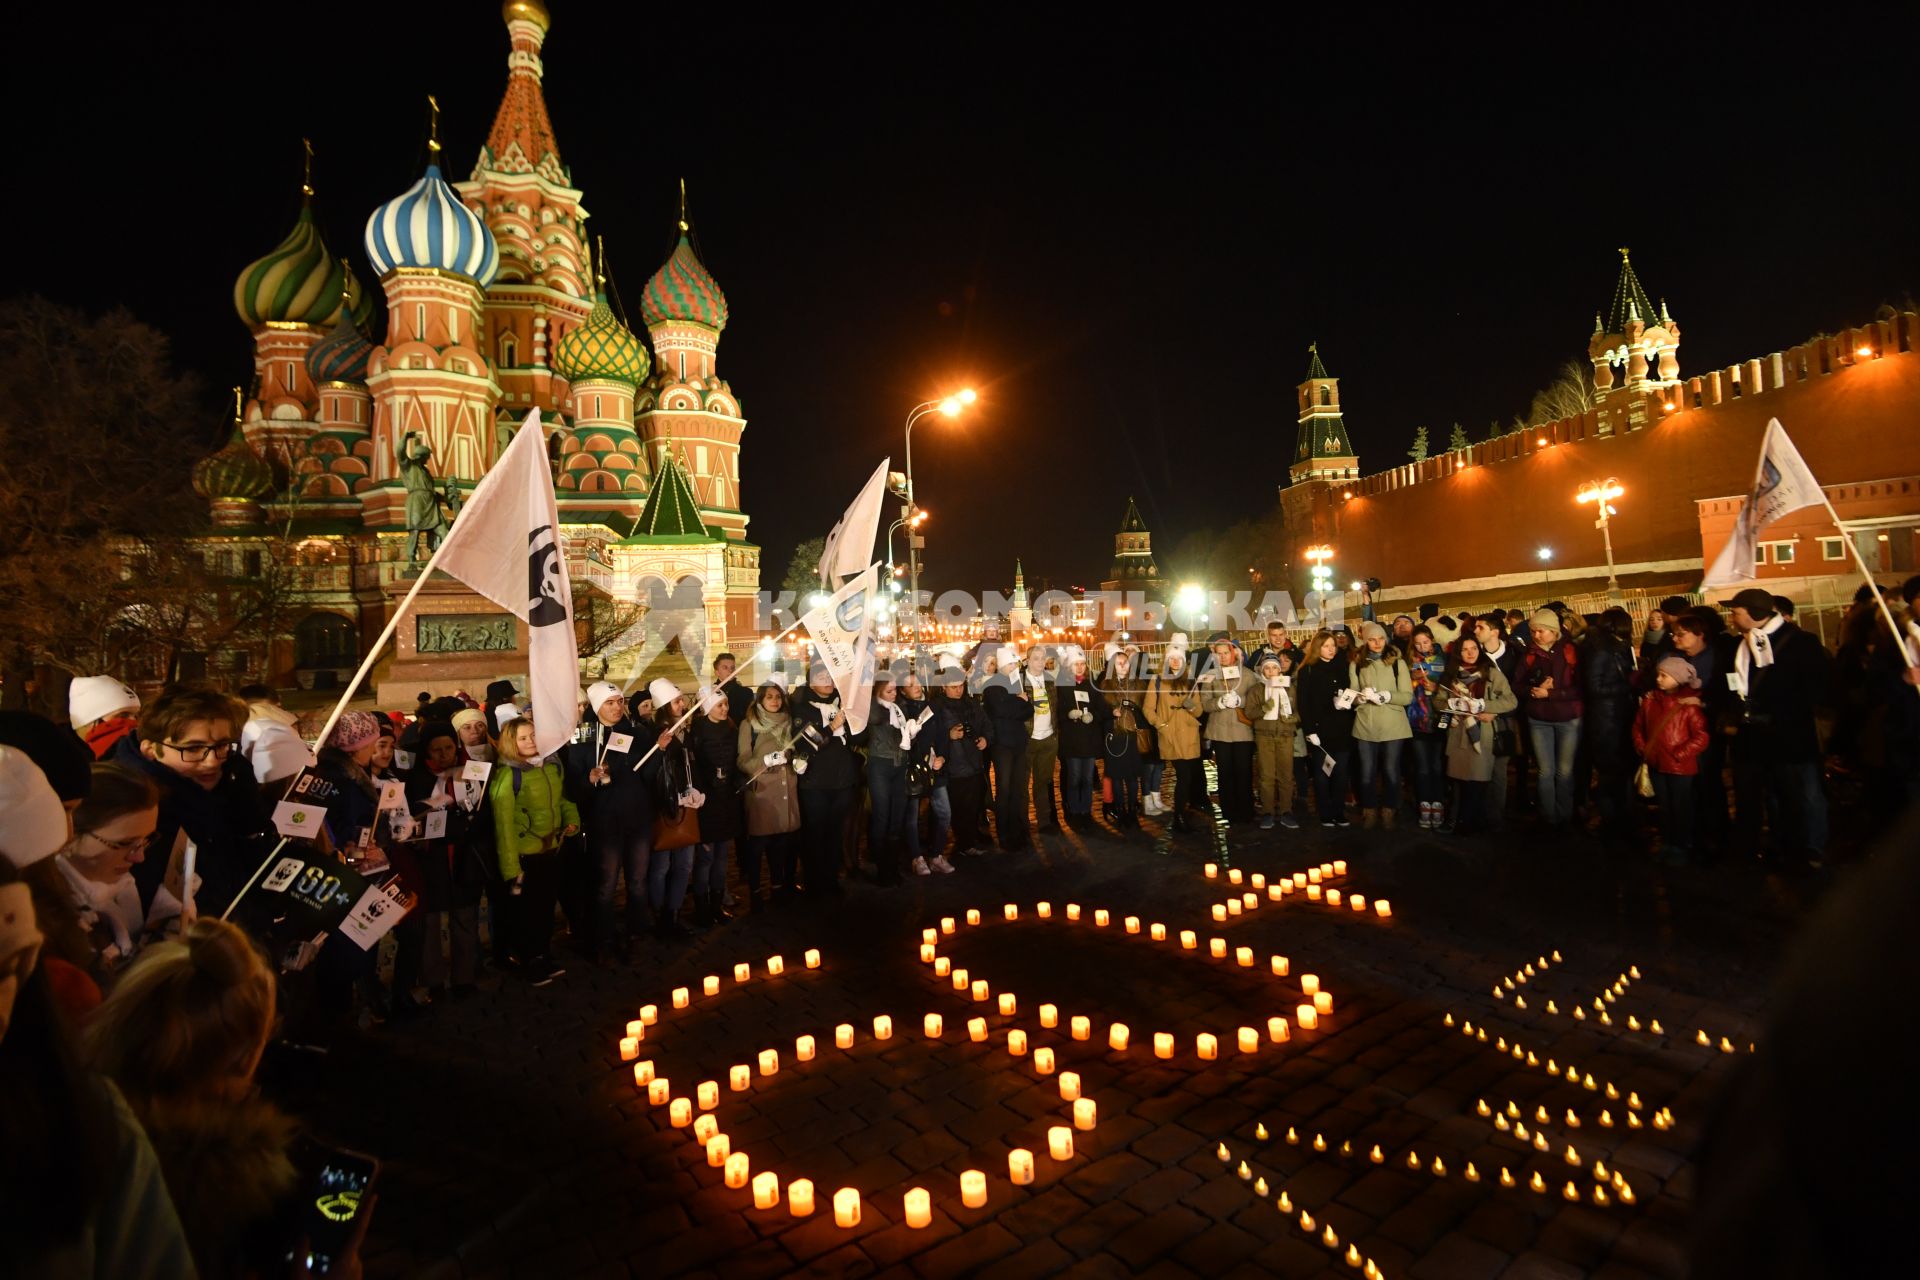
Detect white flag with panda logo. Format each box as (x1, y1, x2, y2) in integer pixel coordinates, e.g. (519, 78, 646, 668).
(433, 409, 577, 760)
(801, 564, 880, 733)
(1701, 418, 1826, 590)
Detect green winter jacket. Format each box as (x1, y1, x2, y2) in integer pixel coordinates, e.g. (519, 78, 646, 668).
(1349, 651, 1414, 742)
(489, 760, 580, 879)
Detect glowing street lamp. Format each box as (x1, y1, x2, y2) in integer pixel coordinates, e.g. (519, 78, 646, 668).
(903, 389, 978, 650)
(1575, 479, 1626, 601)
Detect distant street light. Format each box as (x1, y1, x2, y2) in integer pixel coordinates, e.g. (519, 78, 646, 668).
(1575, 479, 1626, 602)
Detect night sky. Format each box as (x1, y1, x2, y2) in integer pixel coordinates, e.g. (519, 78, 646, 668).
(17, 6, 1916, 594)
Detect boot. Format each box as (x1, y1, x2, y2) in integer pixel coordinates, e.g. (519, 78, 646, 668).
(1361, 807, 1377, 830)
(1380, 806, 1396, 829)
(710, 887, 733, 924)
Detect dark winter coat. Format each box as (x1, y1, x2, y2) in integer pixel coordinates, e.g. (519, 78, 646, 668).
(403, 767, 491, 910)
(787, 686, 859, 790)
(983, 672, 1037, 748)
(927, 693, 990, 780)
(1581, 632, 1639, 768)
(1633, 690, 1712, 776)
(562, 715, 654, 832)
(1295, 660, 1356, 753)
(134, 1093, 299, 1280)
(1054, 672, 1110, 759)
(1096, 670, 1148, 780)
(691, 714, 742, 842)
(1727, 621, 1831, 765)
(112, 736, 270, 919)
(1518, 638, 1583, 723)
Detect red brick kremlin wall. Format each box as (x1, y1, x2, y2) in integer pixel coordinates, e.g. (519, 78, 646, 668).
(1280, 313, 1920, 604)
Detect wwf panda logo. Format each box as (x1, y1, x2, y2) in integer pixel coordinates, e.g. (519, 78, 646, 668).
(528, 525, 567, 628)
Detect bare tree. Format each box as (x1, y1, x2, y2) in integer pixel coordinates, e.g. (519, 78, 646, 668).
(1525, 358, 1597, 427)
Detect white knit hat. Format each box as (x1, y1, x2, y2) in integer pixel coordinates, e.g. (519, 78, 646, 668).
(68, 675, 139, 728)
(648, 677, 682, 709)
(995, 644, 1019, 670)
(586, 681, 624, 713)
(0, 746, 68, 867)
(492, 703, 523, 730)
(244, 718, 317, 786)
(1168, 631, 1190, 652)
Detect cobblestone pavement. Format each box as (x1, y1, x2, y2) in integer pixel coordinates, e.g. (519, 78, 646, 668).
(265, 806, 1822, 1280)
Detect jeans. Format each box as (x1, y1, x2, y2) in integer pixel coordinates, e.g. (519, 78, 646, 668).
(867, 760, 910, 882)
(589, 823, 652, 948)
(1487, 727, 1511, 828)
(1651, 771, 1694, 855)
(1143, 761, 1165, 798)
(1028, 735, 1060, 826)
(692, 839, 731, 899)
(645, 842, 694, 917)
(1109, 773, 1142, 815)
(1062, 756, 1098, 816)
(799, 786, 854, 891)
(991, 744, 1030, 847)
(1353, 738, 1404, 811)
(1528, 718, 1580, 825)
(739, 832, 793, 896)
(1310, 745, 1352, 821)
(1213, 740, 1254, 822)
(1732, 758, 1828, 857)
(1408, 733, 1446, 804)
(927, 785, 952, 857)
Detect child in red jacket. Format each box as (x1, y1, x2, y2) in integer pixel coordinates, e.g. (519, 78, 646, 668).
(1633, 656, 1712, 865)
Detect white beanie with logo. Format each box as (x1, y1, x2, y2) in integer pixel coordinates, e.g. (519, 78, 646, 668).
(68, 676, 140, 728)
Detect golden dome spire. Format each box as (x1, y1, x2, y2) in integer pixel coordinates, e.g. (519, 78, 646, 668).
(301, 137, 314, 200)
(503, 0, 550, 32)
(595, 235, 607, 288)
(427, 95, 442, 161)
(678, 177, 689, 233)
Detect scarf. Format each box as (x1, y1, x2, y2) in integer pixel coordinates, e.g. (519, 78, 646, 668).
(1261, 676, 1292, 719)
(56, 856, 145, 966)
(1735, 612, 1787, 687)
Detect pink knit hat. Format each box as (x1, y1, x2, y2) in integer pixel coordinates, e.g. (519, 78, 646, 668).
(325, 710, 382, 753)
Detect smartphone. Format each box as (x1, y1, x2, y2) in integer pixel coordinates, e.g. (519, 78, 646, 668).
(290, 1143, 379, 1274)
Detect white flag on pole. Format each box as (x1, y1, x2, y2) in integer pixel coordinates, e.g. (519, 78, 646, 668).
(817, 457, 891, 587)
(433, 409, 578, 760)
(801, 564, 880, 733)
(1701, 418, 1826, 590)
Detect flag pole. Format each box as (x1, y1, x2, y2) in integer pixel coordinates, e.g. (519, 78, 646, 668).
(1818, 499, 1917, 670)
(630, 613, 812, 772)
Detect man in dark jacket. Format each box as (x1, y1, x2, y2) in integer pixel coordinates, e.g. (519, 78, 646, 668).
(712, 653, 754, 725)
(789, 665, 857, 894)
(983, 646, 1048, 849)
(1725, 589, 1831, 865)
(1582, 608, 1639, 837)
(563, 682, 660, 962)
(929, 663, 991, 860)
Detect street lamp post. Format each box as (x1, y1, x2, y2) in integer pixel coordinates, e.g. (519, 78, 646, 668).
(1536, 546, 1553, 602)
(1575, 479, 1625, 603)
(901, 389, 976, 653)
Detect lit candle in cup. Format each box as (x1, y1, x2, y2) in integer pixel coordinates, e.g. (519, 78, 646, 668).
(1125, 916, 1141, 934)
(1271, 955, 1289, 976)
(1074, 1097, 1097, 1130)
(904, 1187, 931, 1228)
(968, 1017, 987, 1041)
(1238, 1026, 1259, 1053)
(1297, 1004, 1319, 1030)
(1008, 1029, 1028, 1056)
(672, 986, 690, 1009)
(971, 979, 989, 1002)
(1279, 880, 1294, 895)
(952, 967, 969, 991)
(1066, 903, 1081, 921)
(1227, 899, 1243, 916)
(690, 1112, 715, 1143)
(1059, 1072, 1081, 1100)
(1300, 973, 1321, 996)
(1308, 868, 1322, 884)
(835, 1023, 855, 1049)
(1250, 873, 1266, 889)
(703, 975, 721, 996)
(1180, 930, 1197, 950)
(1235, 946, 1254, 968)
(1197, 1033, 1218, 1060)
(1212, 904, 1228, 923)
(1210, 938, 1228, 959)
(724, 1151, 750, 1189)
(924, 1012, 944, 1037)
(796, 1034, 816, 1062)
(1327, 890, 1342, 907)
(1009, 1149, 1035, 1185)
(1039, 1003, 1058, 1028)
(833, 1187, 860, 1227)
(1333, 859, 1347, 875)
(1095, 909, 1110, 927)
(934, 957, 951, 978)
(1267, 1016, 1290, 1042)
(620, 1036, 640, 1061)
(625, 1019, 644, 1038)
(640, 1004, 658, 1026)
(1048, 1126, 1074, 1160)
(967, 908, 981, 925)
(1375, 900, 1392, 918)
(1243, 892, 1258, 910)
(872, 1015, 893, 1040)
(1204, 863, 1218, 878)
(1109, 1023, 1130, 1050)
(1154, 1032, 1174, 1059)
(734, 962, 751, 983)
(919, 943, 936, 963)
(1037, 901, 1052, 918)
(1228, 868, 1244, 885)
(941, 916, 956, 934)
(998, 993, 1017, 1016)
(633, 1061, 654, 1087)
(1071, 1015, 1090, 1041)
(669, 1098, 692, 1127)
(1001, 903, 1017, 922)
(1314, 991, 1334, 1015)
(752, 1170, 780, 1210)
(648, 1078, 671, 1105)
(805, 949, 821, 968)
(1150, 923, 1167, 941)
(1307, 885, 1322, 901)
(1268, 885, 1284, 901)
(1293, 872, 1308, 887)
(789, 1178, 815, 1216)
(961, 1170, 988, 1207)
(1351, 896, 1366, 912)
(697, 1080, 719, 1110)
(1034, 1047, 1056, 1074)
(922, 927, 938, 945)
(758, 1048, 779, 1076)
(706, 1133, 729, 1166)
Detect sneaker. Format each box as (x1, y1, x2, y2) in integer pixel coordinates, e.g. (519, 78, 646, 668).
(911, 856, 932, 876)
(1259, 815, 1275, 830)
(1321, 818, 1336, 828)
(1335, 815, 1352, 829)
(930, 855, 956, 874)
(1280, 814, 1301, 830)
(959, 845, 987, 858)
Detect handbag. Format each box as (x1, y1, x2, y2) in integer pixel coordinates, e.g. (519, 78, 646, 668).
(1492, 723, 1517, 757)
(653, 805, 701, 851)
(1634, 763, 1656, 798)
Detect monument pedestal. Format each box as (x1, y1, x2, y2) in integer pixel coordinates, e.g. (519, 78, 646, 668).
(375, 572, 528, 707)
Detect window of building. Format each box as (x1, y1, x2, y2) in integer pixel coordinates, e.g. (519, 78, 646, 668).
(1769, 541, 1796, 565)
(1753, 544, 1768, 566)
(500, 333, 517, 366)
(1820, 537, 1844, 561)
(1320, 387, 1332, 406)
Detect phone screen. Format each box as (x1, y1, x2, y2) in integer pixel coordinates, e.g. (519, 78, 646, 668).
(293, 1147, 378, 1274)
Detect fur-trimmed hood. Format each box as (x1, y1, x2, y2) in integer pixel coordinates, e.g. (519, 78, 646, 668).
(133, 1093, 299, 1279)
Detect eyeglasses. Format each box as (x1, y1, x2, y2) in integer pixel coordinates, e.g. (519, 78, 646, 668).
(163, 740, 239, 763)
(82, 830, 151, 855)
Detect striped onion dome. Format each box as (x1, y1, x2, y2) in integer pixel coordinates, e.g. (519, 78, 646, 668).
(233, 203, 352, 328)
(640, 234, 728, 331)
(552, 290, 649, 385)
(306, 306, 374, 384)
(192, 423, 275, 502)
(364, 164, 499, 285)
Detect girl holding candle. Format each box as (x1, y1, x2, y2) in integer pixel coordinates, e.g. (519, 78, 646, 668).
(1145, 640, 1205, 833)
(1440, 637, 1518, 836)
(1097, 645, 1147, 829)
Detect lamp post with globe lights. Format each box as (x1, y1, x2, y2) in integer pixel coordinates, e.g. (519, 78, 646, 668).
(1575, 479, 1625, 602)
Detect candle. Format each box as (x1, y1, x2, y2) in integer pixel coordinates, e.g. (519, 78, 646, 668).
(1243, 892, 1258, 910)
(759, 1048, 779, 1076)
(1039, 1003, 1058, 1028)
(1228, 868, 1243, 885)
(1059, 1071, 1081, 1100)
(1197, 1033, 1218, 1060)
(1212, 904, 1228, 923)
(1071, 1015, 1090, 1041)
(873, 1015, 893, 1040)
(669, 1098, 692, 1127)
(923, 927, 938, 944)
(1180, 930, 1198, 950)
(1300, 973, 1321, 996)
(1307, 885, 1322, 900)
(626, 1019, 644, 1038)
(1268, 885, 1284, 901)
(1124, 915, 1141, 934)
(753, 1170, 780, 1210)
(915, 1012, 941, 1040)
(1209, 938, 1228, 959)
(1250, 873, 1266, 889)
(1008, 1029, 1028, 1056)
(941, 916, 956, 934)
(1004, 903, 1019, 921)
(967, 908, 981, 925)
(1204, 862, 1218, 878)
(703, 975, 721, 996)
(706, 1133, 729, 1166)
(1351, 896, 1366, 912)
(1048, 1126, 1074, 1160)
(805, 948, 821, 968)
(790, 1179, 816, 1216)
(971, 980, 990, 1003)
(697, 1080, 719, 1110)
(1267, 1016, 1290, 1042)
(734, 962, 751, 983)
(1034, 1047, 1055, 1074)
(1238, 1026, 1259, 1053)
(1375, 900, 1392, 918)
(620, 1036, 640, 1061)
(904, 1187, 931, 1228)
(998, 993, 1017, 1016)
(1279, 881, 1294, 895)
(919, 943, 937, 963)
(1154, 1032, 1174, 1059)
(1227, 899, 1243, 916)
(640, 1004, 658, 1025)
(1333, 859, 1347, 875)
(648, 1078, 671, 1105)
(1073, 1097, 1097, 1130)
(693, 1114, 718, 1144)
(833, 1187, 861, 1228)
(961, 1170, 988, 1208)
(633, 1061, 655, 1087)
(1314, 991, 1334, 1015)
(934, 957, 951, 977)
(672, 986, 690, 1009)
(950, 969, 968, 993)
(1297, 1004, 1319, 1030)
(1235, 947, 1254, 968)
(835, 1023, 855, 1049)
(1009, 1149, 1035, 1185)
(1066, 903, 1081, 921)
(1293, 872, 1307, 887)
(1108, 1023, 1130, 1051)
(1327, 890, 1342, 907)
(1308, 868, 1321, 884)
(1271, 955, 1289, 976)
(1095, 909, 1110, 927)
(1037, 901, 1052, 918)
(1150, 923, 1167, 941)
(968, 1017, 988, 1041)
(797, 1034, 816, 1062)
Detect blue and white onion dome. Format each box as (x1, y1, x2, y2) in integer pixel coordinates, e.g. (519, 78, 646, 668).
(363, 164, 499, 286)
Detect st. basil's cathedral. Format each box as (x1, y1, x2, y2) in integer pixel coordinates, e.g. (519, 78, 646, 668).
(192, 0, 759, 697)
